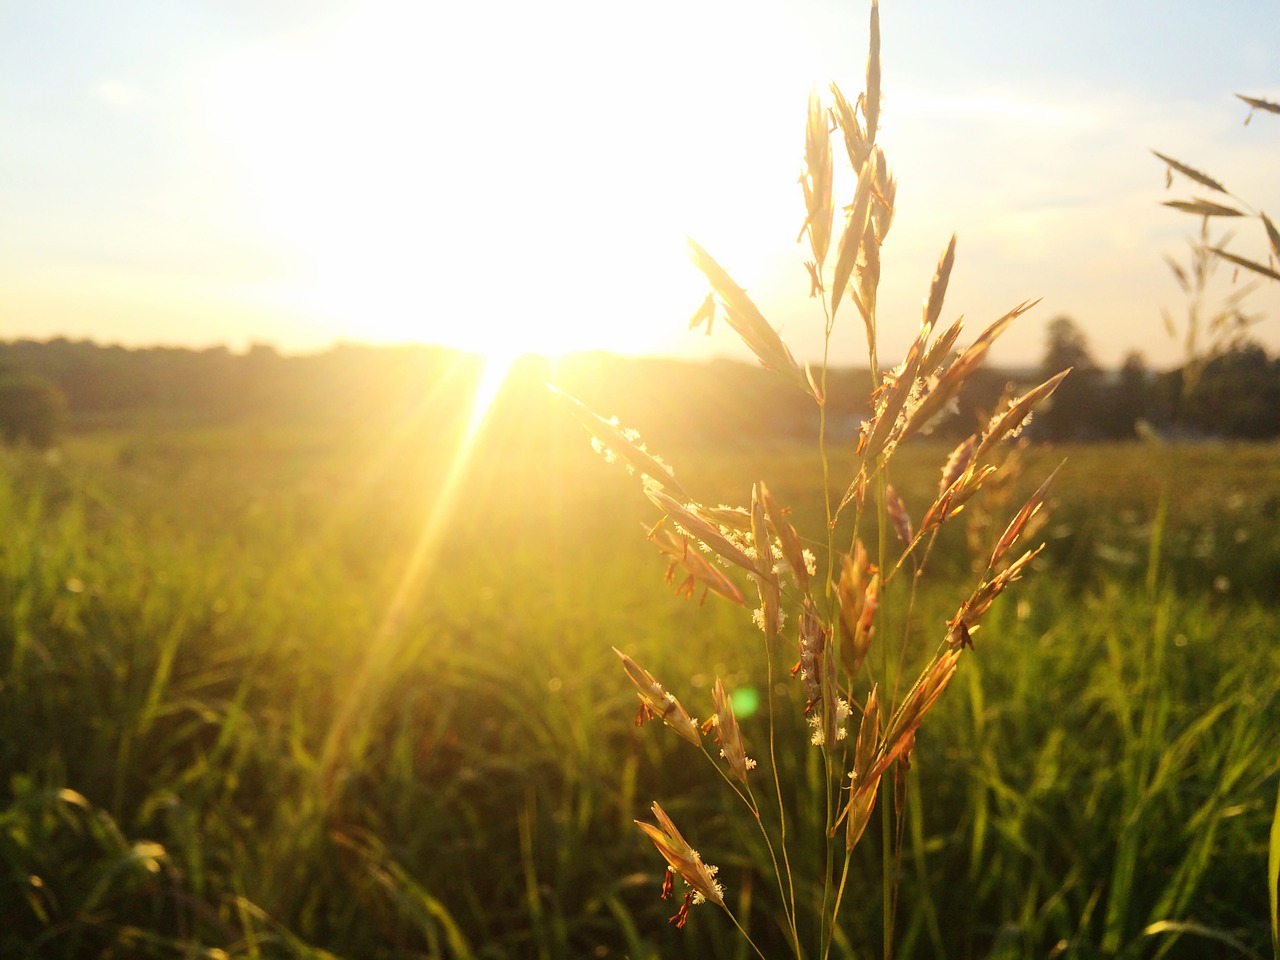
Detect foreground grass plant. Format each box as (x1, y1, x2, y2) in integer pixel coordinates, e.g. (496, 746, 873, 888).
(560, 4, 1068, 956)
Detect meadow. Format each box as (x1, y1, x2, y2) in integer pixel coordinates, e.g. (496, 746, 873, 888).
(1, 364, 1278, 959)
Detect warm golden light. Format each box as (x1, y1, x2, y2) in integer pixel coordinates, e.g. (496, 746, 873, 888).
(197, 0, 822, 365)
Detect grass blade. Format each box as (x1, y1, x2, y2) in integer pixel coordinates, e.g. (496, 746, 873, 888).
(1261, 212, 1280, 263)
(1162, 199, 1244, 217)
(1237, 93, 1280, 115)
(686, 238, 810, 393)
(1210, 247, 1280, 282)
(1151, 150, 1227, 193)
(1270, 780, 1279, 959)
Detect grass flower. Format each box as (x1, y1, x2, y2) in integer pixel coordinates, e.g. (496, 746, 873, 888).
(613, 648, 701, 747)
(635, 801, 725, 920)
(563, 2, 1066, 954)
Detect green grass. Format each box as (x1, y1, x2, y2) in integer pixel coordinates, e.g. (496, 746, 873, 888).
(1, 390, 1277, 958)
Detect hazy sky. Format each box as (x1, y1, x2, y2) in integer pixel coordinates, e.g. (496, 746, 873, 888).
(3, 0, 1278, 369)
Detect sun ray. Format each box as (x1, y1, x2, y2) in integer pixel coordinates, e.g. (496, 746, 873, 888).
(317, 349, 516, 797)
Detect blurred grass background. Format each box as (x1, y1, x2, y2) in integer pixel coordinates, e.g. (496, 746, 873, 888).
(1, 360, 1278, 959)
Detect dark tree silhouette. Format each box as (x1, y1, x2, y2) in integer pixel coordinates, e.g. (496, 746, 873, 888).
(1037, 316, 1102, 441)
(1097, 351, 1151, 440)
(0, 373, 68, 448)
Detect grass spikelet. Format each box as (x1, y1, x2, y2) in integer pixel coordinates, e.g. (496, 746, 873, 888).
(635, 802, 725, 912)
(1237, 92, 1280, 116)
(876, 650, 962, 775)
(885, 485, 912, 545)
(855, 197, 883, 344)
(922, 234, 958, 335)
(759, 482, 811, 595)
(899, 299, 1038, 442)
(1151, 150, 1228, 193)
(974, 369, 1069, 460)
(830, 156, 876, 322)
(836, 546, 877, 681)
(1207, 245, 1280, 282)
(686, 238, 810, 393)
(550, 387, 688, 500)
(750, 484, 783, 647)
(1263, 211, 1280, 262)
(919, 463, 998, 535)
(863, 0, 880, 145)
(645, 485, 760, 576)
(712, 678, 755, 784)
(939, 434, 978, 494)
(872, 146, 897, 242)
(648, 522, 748, 606)
(614, 648, 702, 746)
(573, 6, 1070, 955)
(1162, 198, 1245, 217)
(840, 770, 881, 852)
(801, 88, 834, 268)
(689, 291, 717, 335)
(988, 463, 1060, 569)
(830, 82, 869, 168)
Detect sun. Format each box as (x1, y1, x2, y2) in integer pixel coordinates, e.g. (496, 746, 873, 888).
(197, 0, 822, 365)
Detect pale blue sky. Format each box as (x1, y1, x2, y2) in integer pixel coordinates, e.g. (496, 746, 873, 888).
(2, 0, 1278, 368)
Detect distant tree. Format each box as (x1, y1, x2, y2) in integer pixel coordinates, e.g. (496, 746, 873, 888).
(1182, 342, 1280, 438)
(1098, 351, 1151, 440)
(0, 373, 68, 448)
(1037, 316, 1102, 441)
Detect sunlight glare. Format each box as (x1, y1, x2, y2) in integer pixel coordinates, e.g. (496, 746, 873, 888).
(198, 0, 819, 364)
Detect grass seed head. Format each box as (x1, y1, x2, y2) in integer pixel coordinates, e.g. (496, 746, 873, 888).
(801, 87, 835, 267)
(712, 678, 756, 783)
(837, 545, 877, 681)
(635, 802, 725, 909)
(885, 485, 913, 545)
(648, 524, 747, 607)
(614, 648, 702, 747)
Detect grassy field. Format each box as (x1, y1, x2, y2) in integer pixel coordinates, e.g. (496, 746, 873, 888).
(1, 376, 1278, 959)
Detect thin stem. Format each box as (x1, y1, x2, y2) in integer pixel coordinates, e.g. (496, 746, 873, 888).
(820, 748, 837, 958)
(726, 907, 771, 960)
(699, 743, 799, 950)
(824, 848, 854, 960)
(765, 654, 803, 957)
(819, 293, 837, 602)
(873, 468, 895, 960)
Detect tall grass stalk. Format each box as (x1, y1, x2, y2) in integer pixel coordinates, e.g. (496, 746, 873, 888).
(560, 3, 1068, 955)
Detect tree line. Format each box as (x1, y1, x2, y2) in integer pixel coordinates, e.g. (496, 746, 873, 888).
(1033, 315, 1280, 441)
(0, 328, 1278, 449)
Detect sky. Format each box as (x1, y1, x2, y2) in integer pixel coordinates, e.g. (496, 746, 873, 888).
(2, 0, 1279, 371)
